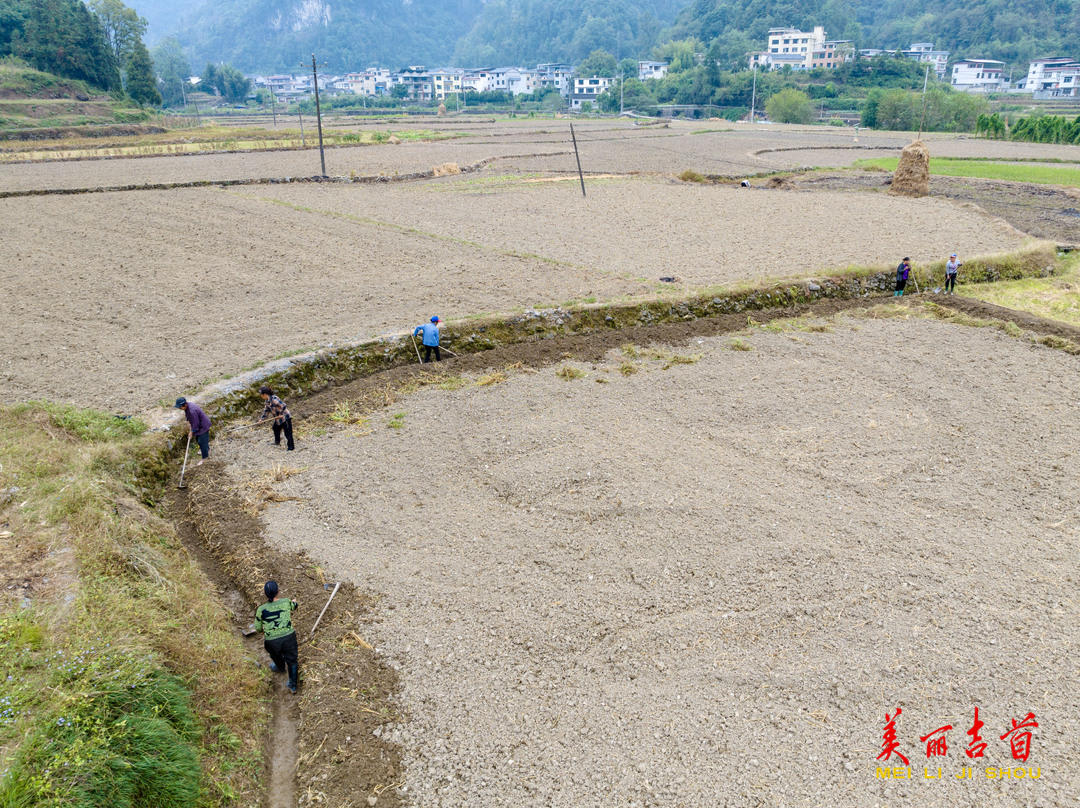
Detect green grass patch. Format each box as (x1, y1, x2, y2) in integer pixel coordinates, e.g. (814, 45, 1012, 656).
(387, 412, 406, 429)
(961, 252, 1080, 328)
(854, 157, 1080, 187)
(0, 404, 264, 807)
(728, 337, 753, 351)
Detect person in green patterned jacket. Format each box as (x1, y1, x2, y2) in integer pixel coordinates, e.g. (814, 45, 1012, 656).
(255, 580, 299, 693)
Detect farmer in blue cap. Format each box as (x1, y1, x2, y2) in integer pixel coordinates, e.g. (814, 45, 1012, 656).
(414, 316, 442, 363)
(175, 397, 211, 465)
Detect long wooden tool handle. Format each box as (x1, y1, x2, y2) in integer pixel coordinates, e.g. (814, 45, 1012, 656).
(178, 432, 192, 487)
(309, 582, 341, 638)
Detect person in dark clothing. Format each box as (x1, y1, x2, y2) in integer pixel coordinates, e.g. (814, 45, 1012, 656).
(414, 316, 441, 363)
(255, 580, 299, 693)
(894, 258, 911, 297)
(175, 397, 211, 465)
(257, 386, 294, 450)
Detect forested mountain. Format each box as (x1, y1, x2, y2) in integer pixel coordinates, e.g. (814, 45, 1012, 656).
(454, 0, 690, 66)
(0, 0, 120, 90)
(668, 0, 1080, 68)
(171, 0, 487, 73)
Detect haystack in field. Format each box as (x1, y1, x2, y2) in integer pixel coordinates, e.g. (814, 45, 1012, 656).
(889, 140, 930, 197)
(438, 103, 447, 116)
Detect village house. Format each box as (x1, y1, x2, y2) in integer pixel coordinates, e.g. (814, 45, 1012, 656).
(393, 66, 434, 101)
(637, 61, 668, 81)
(570, 76, 613, 110)
(536, 63, 573, 97)
(1025, 57, 1080, 98)
(750, 27, 852, 71)
(951, 58, 1006, 91)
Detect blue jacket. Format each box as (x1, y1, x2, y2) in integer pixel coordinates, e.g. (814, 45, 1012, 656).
(414, 322, 440, 347)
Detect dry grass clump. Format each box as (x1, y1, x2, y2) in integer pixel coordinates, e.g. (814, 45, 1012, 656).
(619, 361, 639, 376)
(555, 365, 587, 381)
(728, 337, 753, 351)
(678, 169, 706, 183)
(239, 462, 303, 515)
(889, 140, 930, 197)
(476, 371, 508, 386)
(432, 162, 460, 177)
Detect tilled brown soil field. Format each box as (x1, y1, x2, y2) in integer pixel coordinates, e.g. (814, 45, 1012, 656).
(792, 171, 1080, 246)
(220, 313, 1080, 807)
(3, 118, 1078, 192)
(1, 174, 1028, 412)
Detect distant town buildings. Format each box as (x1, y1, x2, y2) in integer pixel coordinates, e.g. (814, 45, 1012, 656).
(247, 43, 1079, 110)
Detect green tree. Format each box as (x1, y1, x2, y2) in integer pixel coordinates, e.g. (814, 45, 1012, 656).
(88, 0, 145, 76)
(201, 61, 250, 102)
(575, 48, 617, 79)
(391, 83, 409, 99)
(151, 36, 190, 107)
(653, 37, 700, 72)
(124, 38, 159, 105)
(764, 88, 812, 124)
(11, 0, 120, 90)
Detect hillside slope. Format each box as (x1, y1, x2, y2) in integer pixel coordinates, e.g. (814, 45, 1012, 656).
(0, 63, 149, 132)
(173, 0, 486, 72)
(454, 0, 690, 66)
(668, 0, 1080, 68)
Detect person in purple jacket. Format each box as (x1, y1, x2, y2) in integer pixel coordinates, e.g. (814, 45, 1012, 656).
(894, 257, 911, 297)
(175, 397, 211, 465)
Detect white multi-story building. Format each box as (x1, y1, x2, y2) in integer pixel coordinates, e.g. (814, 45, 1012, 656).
(430, 69, 463, 100)
(486, 67, 537, 96)
(393, 66, 434, 101)
(1026, 57, 1080, 97)
(638, 61, 668, 80)
(902, 43, 950, 78)
(337, 68, 391, 96)
(570, 76, 613, 110)
(462, 69, 492, 94)
(951, 59, 1006, 91)
(750, 26, 826, 71)
(536, 63, 573, 97)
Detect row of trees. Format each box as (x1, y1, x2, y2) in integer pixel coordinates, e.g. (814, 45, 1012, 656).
(860, 87, 988, 132)
(990, 114, 1080, 145)
(0, 0, 160, 105)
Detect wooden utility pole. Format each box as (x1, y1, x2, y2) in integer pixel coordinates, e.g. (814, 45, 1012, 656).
(569, 122, 585, 197)
(749, 63, 757, 123)
(311, 53, 327, 176)
(918, 63, 930, 139)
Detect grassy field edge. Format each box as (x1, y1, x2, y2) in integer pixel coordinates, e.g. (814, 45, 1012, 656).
(0, 403, 265, 808)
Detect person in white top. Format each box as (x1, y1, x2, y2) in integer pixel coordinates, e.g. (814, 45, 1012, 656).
(944, 253, 962, 295)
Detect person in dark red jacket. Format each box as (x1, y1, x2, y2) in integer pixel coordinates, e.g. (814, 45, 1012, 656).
(175, 397, 211, 465)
